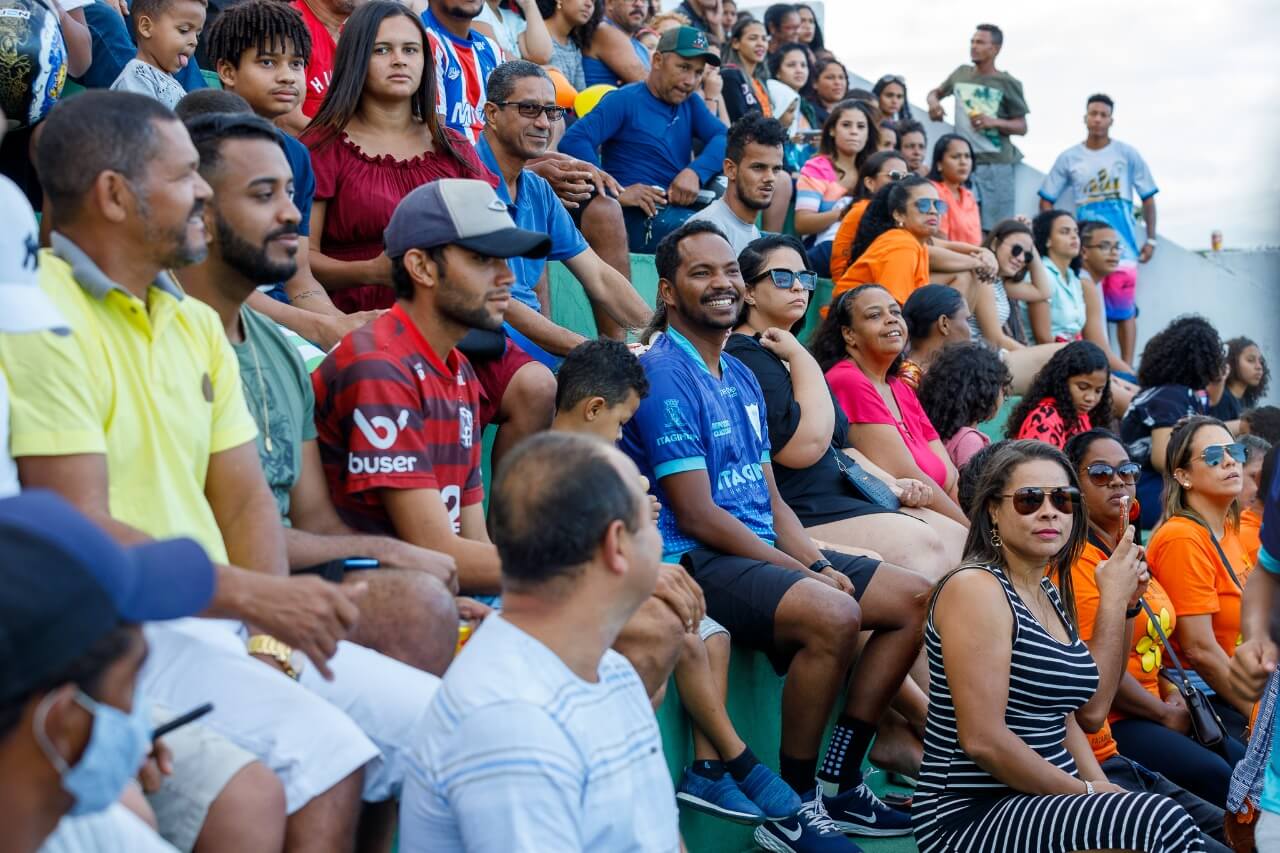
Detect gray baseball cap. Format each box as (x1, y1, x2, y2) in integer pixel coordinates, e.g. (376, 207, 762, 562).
(383, 179, 552, 260)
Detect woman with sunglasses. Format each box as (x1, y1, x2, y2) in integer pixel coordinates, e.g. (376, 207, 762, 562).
(1122, 316, 1226, 529)
(813, 284, 969, 525)
(1148, 416, 1257, 741)
(915, 439, 1204, 853)
(1064, 429, 1245, 816)
(727, 235, 966, 574)
(827, 150, 908, 282)
(834, 176, 995, 310)
(969, 218, 1051, 349)
(303, 1, 495, 313)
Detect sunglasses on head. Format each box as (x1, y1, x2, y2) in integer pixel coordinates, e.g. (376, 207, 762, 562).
(1085, 461, 1140, 486)
(753, 268, 817, 291)
(911, 197, 948, 215)
(1000, 486, 1081, 515)
(885, 170, 910, 181)
(1196, 442, 1247, 467)
(491, 101, 566, 121)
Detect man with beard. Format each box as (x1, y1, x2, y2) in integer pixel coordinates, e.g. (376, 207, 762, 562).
(176, 112, 466, 679)
(560, 26, 728, 253)
(0, 91, 410, 852)
(476, 61, 650, 365)
(582, 0, 651, 87)
(312, 179, 550, 597)
(690, 113, 786, 255)
(621, 219, 926, 851)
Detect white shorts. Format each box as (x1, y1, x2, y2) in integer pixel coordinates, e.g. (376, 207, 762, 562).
(142, 619, 438, 810)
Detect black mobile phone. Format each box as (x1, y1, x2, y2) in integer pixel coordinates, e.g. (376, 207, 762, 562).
(152, 702, 214, 740)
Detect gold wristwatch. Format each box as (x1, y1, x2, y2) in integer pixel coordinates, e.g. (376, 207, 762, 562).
(248, 635, 300, 679)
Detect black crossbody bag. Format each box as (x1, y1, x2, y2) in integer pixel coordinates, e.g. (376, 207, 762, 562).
(829, 444, 900, 511)
(1138, 597, 1227, 749)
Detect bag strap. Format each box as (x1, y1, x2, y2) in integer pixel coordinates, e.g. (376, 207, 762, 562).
(1138, 597, 1194, 692)
(1183, 514, 1244, 590)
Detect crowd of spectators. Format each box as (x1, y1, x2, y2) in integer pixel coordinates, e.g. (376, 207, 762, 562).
(2, 2, 1280, 853)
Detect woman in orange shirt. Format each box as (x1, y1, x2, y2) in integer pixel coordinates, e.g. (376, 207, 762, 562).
(1066, 429, 1244, 810)
(1147, 415, 1255, 741)
(829, 150, 910, 281)
(927, 133, 981, 245)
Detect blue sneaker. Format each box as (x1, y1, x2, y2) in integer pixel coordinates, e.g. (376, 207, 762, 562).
(752, 788, 862, 853)
(675, 768, 766, 824)
(736, 764, 802, 820)
(822, 781, 914, 837)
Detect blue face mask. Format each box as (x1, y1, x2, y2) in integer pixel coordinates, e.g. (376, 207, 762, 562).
(34, 688, 151, 816)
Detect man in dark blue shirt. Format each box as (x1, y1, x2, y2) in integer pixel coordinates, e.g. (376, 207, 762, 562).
(620, 220, 927, 850)
(559, 26, 727, 253)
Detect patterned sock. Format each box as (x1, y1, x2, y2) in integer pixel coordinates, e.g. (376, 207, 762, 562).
(689, 759, 725, 780)
(818, 715, 877, 794)
(724, 746, 760, 783)
(779, 752, 818, 797)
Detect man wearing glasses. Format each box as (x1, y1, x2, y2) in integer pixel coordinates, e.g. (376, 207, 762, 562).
(689, 113, 788, 256)
(1038, 94, 1159, 367)
(476, 61, 651, 367)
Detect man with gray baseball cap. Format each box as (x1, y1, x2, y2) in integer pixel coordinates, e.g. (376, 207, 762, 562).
(312, 179, 551, 597)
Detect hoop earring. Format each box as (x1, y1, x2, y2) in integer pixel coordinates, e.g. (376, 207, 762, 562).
(989, 526, 1002, 548)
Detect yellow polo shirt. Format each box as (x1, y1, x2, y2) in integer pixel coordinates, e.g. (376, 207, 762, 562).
(0, 236, 258, 562)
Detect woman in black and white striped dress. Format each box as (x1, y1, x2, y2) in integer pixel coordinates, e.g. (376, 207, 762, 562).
(912, 440, 1204, 852)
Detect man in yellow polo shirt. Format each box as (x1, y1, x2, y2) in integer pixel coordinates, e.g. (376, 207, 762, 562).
(0, 91, 379, 848)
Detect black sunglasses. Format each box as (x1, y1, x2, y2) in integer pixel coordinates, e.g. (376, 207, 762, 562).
(491, 101, 566, 121)
(1009, 244, 1028, 258)
(1197, 442, 1247, 467)
(999, 486, 1081, 515)
(1085, 461, 1140, 486)
(753, 269, 817, 291)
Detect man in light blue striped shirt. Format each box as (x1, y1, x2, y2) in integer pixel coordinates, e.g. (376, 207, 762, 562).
(399, 433, 680, 851)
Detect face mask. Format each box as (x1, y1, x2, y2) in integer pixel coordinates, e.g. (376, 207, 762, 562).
(34, 687, 151, 816)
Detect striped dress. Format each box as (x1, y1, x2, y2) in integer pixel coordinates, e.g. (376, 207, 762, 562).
(911, 564, 1204, 853)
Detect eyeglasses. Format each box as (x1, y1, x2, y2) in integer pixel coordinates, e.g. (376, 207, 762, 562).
(1084, 461, 1141, 486)
(491, 101, 566, 121)
(1196, 442, 1247, 467)
(1086, 241, 1121, 253)
(999, 486, 1081, 515)
(753, 268, 817, 291)
(911, 197, 948, 215)
(1009, 244, 1028, 259)
(883, 170, 910, 181)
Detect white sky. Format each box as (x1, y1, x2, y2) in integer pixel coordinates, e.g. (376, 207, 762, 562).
(820, 0, 1280, 250)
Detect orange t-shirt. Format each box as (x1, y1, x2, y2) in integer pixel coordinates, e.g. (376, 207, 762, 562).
(1147, 515, 1249, 658)
(829, 199, 870, 282)
(1240, 508, 1262, 569)
(833, 227, 930, 307)
(930, 180, 982, 246)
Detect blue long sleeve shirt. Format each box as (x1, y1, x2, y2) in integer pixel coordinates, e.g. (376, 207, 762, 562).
(559, 82, 727, 189)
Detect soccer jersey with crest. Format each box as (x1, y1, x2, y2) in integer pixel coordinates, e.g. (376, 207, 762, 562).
(312, 304, 483, 535)
(620, 328, 775, 561)
(421, 7, 501, 144)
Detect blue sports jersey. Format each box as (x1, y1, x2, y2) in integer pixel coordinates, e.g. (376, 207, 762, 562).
(1038, 140, 1158, 261)
(422, 8, 502, 144)
(620, 328, 774, 561)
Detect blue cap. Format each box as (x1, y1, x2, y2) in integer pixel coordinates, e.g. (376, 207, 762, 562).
(0, 490, 216, 704)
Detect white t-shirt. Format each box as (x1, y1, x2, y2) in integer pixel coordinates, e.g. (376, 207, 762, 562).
(110, 59, 187, 109)
(39, 803, 179, 853)
(690, 197, 761, 256)
(400, 614, 680, 852)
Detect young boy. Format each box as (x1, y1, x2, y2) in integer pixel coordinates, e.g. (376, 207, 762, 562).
(202, 0, 365, 349)
(553, 338, 801, 826)
(111, 0, 207, 108)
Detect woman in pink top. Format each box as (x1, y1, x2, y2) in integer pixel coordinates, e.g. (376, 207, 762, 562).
(812, 284, 968, 524)
(927, 133, 981, 245)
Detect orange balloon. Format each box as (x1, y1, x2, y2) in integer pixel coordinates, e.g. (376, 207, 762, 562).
(544, 66, 579, 109)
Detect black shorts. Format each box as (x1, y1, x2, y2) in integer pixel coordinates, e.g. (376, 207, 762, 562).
(567, 182, 603, 227)
(680, 547, 879, 674)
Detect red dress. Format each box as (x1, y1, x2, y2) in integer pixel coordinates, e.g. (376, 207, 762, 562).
(307, 129, 497, 313)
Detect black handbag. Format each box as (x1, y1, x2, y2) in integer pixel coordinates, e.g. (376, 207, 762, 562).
(830, 445, 900, 511)
(1139, 597, 1227, 749)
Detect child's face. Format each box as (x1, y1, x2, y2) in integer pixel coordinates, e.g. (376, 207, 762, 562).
(141, 0, 207, 73)
(221, 42, 307, 118)
(578, 393, 641, 443)
(1068, 368, 1108, 415)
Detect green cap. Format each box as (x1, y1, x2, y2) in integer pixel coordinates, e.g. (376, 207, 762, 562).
(655, 26, 721, 66)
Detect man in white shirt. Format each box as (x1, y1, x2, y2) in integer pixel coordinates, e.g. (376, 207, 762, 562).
(400, 432, 680, 851)
(690, 113, 786, 256)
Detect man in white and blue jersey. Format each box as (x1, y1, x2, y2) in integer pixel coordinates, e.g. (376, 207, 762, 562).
(421, 0, 502, 144)
(620, 220, 929, 852)
(399, 432, 680, 851)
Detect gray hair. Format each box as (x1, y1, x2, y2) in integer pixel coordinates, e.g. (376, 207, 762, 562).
(486, 60, 552, 105)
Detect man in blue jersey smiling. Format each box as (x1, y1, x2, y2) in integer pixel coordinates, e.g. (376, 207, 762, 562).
(620, 219, 929, 852)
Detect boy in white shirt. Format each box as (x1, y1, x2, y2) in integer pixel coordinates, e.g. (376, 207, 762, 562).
(111, 0, 207, 108)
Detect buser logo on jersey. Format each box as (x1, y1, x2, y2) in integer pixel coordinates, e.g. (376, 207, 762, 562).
(348, 453, 419, 475)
